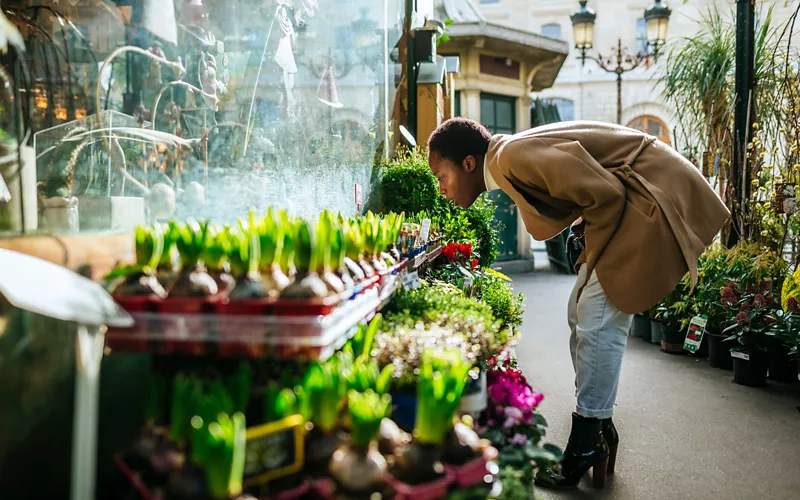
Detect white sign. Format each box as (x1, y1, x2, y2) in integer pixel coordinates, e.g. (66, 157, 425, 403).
(420, 219, 431, 243)
(684, 315, 707, 353)
(731, 351, 750, 361)
(403, 271, 421, 291)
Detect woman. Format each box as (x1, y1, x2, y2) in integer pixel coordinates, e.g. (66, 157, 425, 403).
(426, 118, 729, 489)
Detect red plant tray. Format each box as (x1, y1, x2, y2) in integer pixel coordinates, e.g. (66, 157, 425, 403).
(443, 457, 490, 489)
(385, 469, 455, 500)
(114, 454, 159, 500)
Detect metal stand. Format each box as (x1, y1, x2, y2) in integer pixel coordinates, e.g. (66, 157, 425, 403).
(70, 324, 107, 500)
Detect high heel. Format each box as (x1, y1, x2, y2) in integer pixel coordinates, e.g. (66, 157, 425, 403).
(535, 413, 610, 490)
(592, 457, 609, 489)
(602, 418, 619, 476)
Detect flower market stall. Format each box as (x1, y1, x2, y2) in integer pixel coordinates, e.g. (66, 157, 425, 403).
(91, 203, 559, 500)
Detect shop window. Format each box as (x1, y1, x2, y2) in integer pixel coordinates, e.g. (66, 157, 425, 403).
(454, 90, 462, 117)
(627, 115, 670, 145)
(541, 23, 562, 39)
(481, 93, 516, 135)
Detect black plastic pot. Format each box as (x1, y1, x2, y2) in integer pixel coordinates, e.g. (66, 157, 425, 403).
(690, 330, 710, 358)
(707, 334, 733, 370)
(631, 314, 651, 339)
(767, 339, 797, 384)
(660, 324, 687, 354)
(649, 319, 664, 345)
(731, 349, 769, 387)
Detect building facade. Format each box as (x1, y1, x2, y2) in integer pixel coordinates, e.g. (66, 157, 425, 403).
(477, 0, 799, 150)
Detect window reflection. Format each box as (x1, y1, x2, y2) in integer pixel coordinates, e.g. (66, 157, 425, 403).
(1, 0, 405, 232)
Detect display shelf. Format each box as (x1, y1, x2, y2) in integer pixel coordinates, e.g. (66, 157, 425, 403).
(106, 262, 405, 361)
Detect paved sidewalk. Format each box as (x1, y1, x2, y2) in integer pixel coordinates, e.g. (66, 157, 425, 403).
(511, 271, 800, 500)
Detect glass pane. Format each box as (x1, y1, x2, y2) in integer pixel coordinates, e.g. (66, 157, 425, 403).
(647, 119, 666, 137)
(495, 99, 514, 131)
(629, 119, 644, 131)
(481, 98, 496, 128)
(541, 24, 562, 39)
(1, 0, 402, 235)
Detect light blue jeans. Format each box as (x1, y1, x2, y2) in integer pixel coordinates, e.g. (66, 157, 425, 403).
(568, 265, 632, 419)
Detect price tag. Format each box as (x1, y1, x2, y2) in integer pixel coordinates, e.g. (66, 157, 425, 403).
(731, 350, 750, 361)
(420, 218, 431, 243)
(403, 271, 421, 290)
(683, 315, 707, 353)
(243, 414, 305, 487)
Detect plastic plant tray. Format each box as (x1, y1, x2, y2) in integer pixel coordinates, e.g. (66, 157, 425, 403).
(114, 454, 157, 500)
(106, 264, 403, 361)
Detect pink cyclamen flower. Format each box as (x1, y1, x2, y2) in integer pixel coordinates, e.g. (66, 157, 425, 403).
(510, 434, 529, 446)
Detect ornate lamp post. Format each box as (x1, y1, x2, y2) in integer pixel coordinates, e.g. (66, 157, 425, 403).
(570, 0, 671, 124)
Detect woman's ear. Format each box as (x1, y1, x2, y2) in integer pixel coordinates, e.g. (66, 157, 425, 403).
(462, 155, 477, 172)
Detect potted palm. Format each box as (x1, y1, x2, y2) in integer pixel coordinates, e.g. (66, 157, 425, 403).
(722, 291, 778, 387)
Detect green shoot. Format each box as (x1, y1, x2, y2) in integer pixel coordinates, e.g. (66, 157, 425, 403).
(191, 412, 247, 500)
(304, 359, 345, 433)
(415, 349, 472, 445)
(348, 390, 392, 447)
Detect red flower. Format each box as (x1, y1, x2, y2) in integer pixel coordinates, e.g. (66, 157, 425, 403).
(753, 294, 766, 308)
(471, 258, 479, 271)
(735, 311, 750, 325)
(457, 243, 473, 258)
(740, 301, 751, 312)
(788, 297, 800, 313)
(443, 242, 458, 262)
(721, 282, 739, 306)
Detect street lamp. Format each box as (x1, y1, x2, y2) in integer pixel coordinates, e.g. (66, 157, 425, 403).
(570, 0, 671, 124)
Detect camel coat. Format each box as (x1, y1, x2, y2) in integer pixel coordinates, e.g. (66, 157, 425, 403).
(486, 121, 730, 314)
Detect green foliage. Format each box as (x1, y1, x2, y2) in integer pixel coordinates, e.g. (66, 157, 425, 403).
(478, 273, 525, 330)
(415, 349, 472, 445)
(190, 412, 247, 500)
(303, 358, 346, 433)
(378, 149, 499, 266)
(380, 148, 444, 215)
(347, 390, 392, 447)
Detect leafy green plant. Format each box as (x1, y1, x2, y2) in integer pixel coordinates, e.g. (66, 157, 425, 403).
(264, 384, 301, 423)
(348, 314, 382, 358)
(304, 358, 346, 434)
(478, 273, 525, 330)
(347, 390, 392, 447)
(415, 349, 472, 445)
(338, 352, 395, 395)
(190, 412, 247, 500)
(721, 290, 779, 354)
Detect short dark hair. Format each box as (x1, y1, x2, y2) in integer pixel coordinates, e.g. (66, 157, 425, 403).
(427, 117, 492, 164)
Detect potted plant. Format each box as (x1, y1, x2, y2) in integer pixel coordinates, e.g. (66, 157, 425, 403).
(389, 348, 471, 497)
(708, 282, 738, 370)
(631, 312, 651, 340)
(281, 219, 329, 299)
(107, 224, 168, 302)
(479, 363, 560, 498)
(768, 298, 799, 385)
(722, 291, 778, 387)
(328, 390, 392, 496)
(202, 224, 236, 296)
(303, 357, 347, 475)
(656, 280, 689, 354)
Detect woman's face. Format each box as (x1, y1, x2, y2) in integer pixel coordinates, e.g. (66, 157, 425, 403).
(428, 151, 484, 208)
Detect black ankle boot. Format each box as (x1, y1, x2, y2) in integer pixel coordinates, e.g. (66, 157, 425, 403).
(535, 413, 610, 490)
(602, 418, 619, 476)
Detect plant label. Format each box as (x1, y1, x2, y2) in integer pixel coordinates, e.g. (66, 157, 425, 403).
(354, 183, 362, 210)
(0, 173, 10, 203)
(731, 351, 750, 361)
(243, 414, 305, 487)
(420, 218, 431, 243)
(684, 315, 707, 353)
(403, 271, 421, 290)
